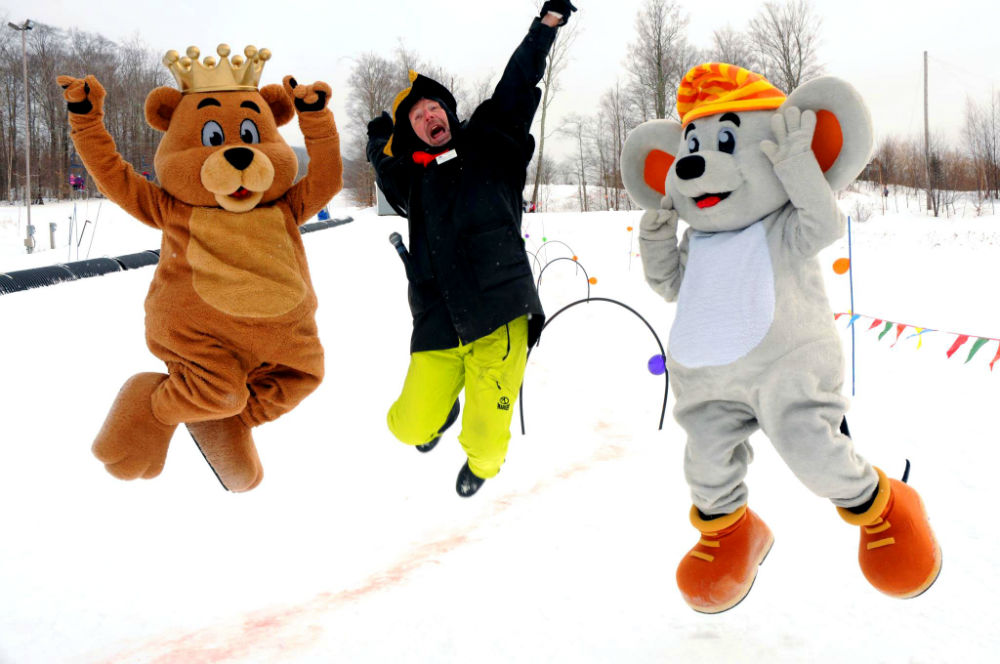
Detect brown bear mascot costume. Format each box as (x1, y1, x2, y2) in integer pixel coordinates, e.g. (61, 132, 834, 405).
(58, 44, 342, 492)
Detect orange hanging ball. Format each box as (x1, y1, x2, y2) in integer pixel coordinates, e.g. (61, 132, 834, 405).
(627, 226, 633, 232)
(588, 277, 598, 285)
(833, 257, 851, 275)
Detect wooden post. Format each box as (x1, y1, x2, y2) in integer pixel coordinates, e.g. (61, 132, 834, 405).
(923, 51, 936, 217)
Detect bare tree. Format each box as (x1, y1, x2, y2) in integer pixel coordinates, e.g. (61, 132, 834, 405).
(530, 14, 578, 209)
(1, 12, 19, 200)
(625, 0, 691, 121)
(709, 26, 760, 71)
(561, 114, 591, 212)
(468, 72, 495, 111)
(748, 0, 823, 94)
(593, 82, 640, 211)
(344, 51, 398, 207)
(964, 93, 1000, 208)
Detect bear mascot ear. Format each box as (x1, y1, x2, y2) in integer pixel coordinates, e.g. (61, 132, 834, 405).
(621, 119, 683, 210)
(260, 83, 295, 127)
(144, 86, 182, 132)
(783, 76, 874, 191)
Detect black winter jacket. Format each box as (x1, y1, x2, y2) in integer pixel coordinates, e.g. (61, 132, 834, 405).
(368, 19, 555, 353)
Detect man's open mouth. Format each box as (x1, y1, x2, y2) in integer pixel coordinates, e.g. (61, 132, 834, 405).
(429, 125, 445, 140)
(694, 192, 731, 209)
(230, 186, 253, 200)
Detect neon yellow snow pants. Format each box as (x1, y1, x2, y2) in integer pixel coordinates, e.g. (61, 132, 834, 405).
(387, 316, 529, 479)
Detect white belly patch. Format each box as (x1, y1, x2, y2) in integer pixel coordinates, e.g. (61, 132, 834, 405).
(669, 222, 775, 368)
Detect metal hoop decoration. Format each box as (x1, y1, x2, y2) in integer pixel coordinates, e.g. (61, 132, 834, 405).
(519, 296, 669, 434)
(535, 256, 591, 301)
(535, 239, 577, 260)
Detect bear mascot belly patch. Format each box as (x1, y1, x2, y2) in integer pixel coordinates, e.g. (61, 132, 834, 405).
(59, 44, 343, 492)
(187, 206, 307, 317)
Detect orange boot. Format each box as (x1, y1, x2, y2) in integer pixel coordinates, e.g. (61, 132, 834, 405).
(186, 416, 263, 492)
(92, 372, 178, 481)
(676, 505, 774, 613)
(838, 467, 941, 598)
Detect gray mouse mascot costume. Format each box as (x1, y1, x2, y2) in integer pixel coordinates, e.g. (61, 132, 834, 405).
(621, 63, 940, 613)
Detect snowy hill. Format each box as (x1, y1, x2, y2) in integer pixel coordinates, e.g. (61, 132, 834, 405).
(1, 190, 999, 663)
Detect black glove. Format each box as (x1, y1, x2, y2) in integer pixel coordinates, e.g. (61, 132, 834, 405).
(539, 0, 577, 25)
(367, 111, 394, 139)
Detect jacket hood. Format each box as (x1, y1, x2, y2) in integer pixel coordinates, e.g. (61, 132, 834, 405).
(384, 71, 460, 158)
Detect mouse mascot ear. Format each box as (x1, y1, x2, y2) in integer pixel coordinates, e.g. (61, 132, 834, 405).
(621, 119, 683, 210)
(784, 76, 874, 191)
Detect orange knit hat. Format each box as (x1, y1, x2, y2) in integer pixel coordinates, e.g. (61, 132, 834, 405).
(677, 63, 786, 126)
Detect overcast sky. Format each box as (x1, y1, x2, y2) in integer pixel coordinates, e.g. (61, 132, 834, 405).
(4, 0, 998, 157)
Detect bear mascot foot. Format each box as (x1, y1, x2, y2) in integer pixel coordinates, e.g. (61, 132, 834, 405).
(676, 505, 774, 614)
(92, 372, 178, 481)
(186, 416, 263, 493)
(838, 467, 942, 598)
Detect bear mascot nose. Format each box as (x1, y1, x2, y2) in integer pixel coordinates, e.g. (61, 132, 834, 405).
(675, 155, 705, 180)
(224, 147, 255, 171)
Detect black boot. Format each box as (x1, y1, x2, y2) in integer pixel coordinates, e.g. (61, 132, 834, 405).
(456, 460, 486, 497)
(416, 398, 460, 453)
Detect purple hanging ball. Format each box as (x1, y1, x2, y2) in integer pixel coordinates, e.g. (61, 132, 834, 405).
(647, 354, 666, 376)
(525, 233, 530, 238)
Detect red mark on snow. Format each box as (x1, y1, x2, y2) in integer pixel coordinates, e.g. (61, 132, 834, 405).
(91, 445, 628, 664)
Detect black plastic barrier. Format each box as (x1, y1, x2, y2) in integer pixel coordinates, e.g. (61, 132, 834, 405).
(64, 257, 123, 279)
(300, 216, 353, 234)
(0, 264, 77, 295)
(0, 216, 352, 297)
(113, 250, 161, 270)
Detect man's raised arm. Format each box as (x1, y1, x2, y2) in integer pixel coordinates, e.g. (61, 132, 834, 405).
(487, 2, 577, 138)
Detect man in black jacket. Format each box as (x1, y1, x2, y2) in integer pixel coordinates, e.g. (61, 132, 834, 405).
(367, 2, 577, 497)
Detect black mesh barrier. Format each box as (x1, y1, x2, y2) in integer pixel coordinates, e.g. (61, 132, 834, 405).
(0, 218, 351, 297)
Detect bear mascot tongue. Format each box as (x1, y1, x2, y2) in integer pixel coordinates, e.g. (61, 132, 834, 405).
(60, 43, 343, 492)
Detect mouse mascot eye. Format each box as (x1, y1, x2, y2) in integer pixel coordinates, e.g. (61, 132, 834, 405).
(717, 128, 735, 154)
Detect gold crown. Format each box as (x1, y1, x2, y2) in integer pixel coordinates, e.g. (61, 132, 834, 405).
(162, 44, 271, 94)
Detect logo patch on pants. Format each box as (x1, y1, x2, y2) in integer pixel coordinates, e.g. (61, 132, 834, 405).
(497, 396, 510, 411)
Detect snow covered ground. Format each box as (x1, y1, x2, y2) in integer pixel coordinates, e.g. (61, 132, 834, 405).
(1, 188, 999, 663)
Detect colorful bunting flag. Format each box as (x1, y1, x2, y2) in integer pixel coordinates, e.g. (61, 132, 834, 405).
(907, 327, 930, 349)
(990, 344, 1000, 371)
(891, 323, 907, 347)
(834, 312, 999, 370)
(966, 338, 990, 364)
(946, 335, 970, 359)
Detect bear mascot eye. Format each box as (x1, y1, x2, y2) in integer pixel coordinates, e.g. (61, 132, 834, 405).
(240, 118, 260, 144)
(687, 135, 700, 153)
(202, 120, 225, 147)
(718, 128, 736, 154)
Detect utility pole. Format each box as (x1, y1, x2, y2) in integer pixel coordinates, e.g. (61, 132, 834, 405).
(7, 19, 35, 252)
(923, 50, 936, 217)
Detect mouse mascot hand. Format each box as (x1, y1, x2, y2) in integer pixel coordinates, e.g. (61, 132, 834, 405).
(59, 44, 342, 492)
(621, 64, 940, 612)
